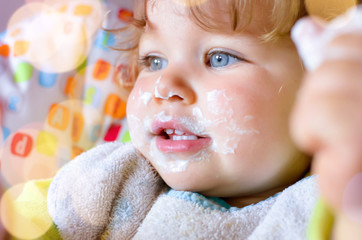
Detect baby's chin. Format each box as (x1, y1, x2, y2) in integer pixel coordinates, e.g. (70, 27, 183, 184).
(160, 168, 292, 199)
(154, 166, 208, 189)
(155, 167, 232, 197)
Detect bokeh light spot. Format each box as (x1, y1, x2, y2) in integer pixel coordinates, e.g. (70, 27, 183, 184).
(0, 183, 53, 239)
(7, 3, 52, 30)
(6, 1, 103, 73)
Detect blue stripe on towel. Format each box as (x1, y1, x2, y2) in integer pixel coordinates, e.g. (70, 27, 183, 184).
(166, 189, 233, 212)
(165, 176, 313, 213)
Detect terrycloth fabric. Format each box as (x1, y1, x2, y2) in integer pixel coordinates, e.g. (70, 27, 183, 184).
(134, 178, 318, 240)
(47, 142, 167, 239)
(47, 142, 319, 239)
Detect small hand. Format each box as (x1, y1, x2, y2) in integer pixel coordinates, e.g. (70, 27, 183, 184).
(291, 30, 362, 239)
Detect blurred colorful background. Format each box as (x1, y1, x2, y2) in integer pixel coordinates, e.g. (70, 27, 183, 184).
(0, 0, 359, 238)
(0, 0, 133, 238)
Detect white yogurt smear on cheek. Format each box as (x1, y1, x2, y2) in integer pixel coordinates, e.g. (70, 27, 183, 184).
(207, 89, 233, 116)
(154, 76, 165, 99)
(137, 88, 153, 106)
(127, 114, 151, 149)
(141, 91, 153, 106)
(205, 89, 259, 154)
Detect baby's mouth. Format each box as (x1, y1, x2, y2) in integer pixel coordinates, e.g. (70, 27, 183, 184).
(152, 122, 211, 153)
(162, 129, 199, 141)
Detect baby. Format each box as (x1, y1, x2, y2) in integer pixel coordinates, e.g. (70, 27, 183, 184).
(3, 0, 362, 239)
(127, 0, 309, 206)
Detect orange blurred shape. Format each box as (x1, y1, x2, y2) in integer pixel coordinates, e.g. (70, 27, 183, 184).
(71, 112, 84, 143)
(71, 146, 84, 159)
(58, 5, 67, 13)
(118, 9, 133, 23)
(104, 94, 126, 119)
(64, 76, 76, 97)
(10, 28, 22, 38)
(93, 59, 111, 80)
(47, 104, 70, 131)
(0, 44, 10, 57)
(13, 41, 30, 57)
(74, 4, 93, 16)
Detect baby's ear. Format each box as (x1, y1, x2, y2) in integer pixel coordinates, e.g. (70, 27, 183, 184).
(114, 56, 138, 102)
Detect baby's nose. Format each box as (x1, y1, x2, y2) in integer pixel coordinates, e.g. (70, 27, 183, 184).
(153, 76, 195, 104)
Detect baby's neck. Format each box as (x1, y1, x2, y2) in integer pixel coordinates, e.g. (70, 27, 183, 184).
(222, 184, 290, 208)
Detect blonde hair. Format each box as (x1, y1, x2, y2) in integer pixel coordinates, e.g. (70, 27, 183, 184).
(188, 0, 306, 41)
(113, 0, 306, 89)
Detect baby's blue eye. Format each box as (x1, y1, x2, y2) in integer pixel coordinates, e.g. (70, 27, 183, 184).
(149, 57, 168, 71)
(209, 52, 240, 68)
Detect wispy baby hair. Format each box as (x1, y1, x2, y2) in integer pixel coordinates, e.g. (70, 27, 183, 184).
(113, 0, 307, 87)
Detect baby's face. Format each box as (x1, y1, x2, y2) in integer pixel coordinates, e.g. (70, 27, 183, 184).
(127, 0, 309, 198)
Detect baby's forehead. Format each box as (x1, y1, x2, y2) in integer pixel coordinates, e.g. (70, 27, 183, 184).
(144, 1, 259, 33)
(140, 0, 301, 41)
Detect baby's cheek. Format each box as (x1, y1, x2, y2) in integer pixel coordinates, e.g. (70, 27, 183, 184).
(127, 92, 151, 150)
(206, 89, 233, 117)
(204, 89, 259, 155)
(127, 115, 138, 143)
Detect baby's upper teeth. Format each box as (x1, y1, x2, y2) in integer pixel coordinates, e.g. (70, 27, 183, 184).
(174, 129, 185, 135)
(165, 129, 186, 136)
(165, 129, 174, 135)
(171, 135, 198, 141)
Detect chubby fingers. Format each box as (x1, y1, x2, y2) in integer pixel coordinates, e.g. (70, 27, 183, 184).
(290, 33, 362, 216)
